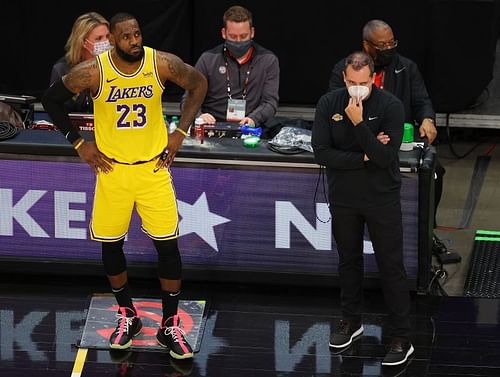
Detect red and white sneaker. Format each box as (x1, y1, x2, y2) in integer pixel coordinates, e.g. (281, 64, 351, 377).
(156, 315, 193, 359)
(109, 307, 142, 350)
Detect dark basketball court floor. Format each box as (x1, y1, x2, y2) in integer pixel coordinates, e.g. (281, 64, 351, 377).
(0, 272, 499, 377)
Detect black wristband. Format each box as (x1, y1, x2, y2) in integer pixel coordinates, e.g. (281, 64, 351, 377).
(42, 80, 82, 144)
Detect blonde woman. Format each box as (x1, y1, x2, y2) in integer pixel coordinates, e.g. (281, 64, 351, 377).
(49, 12, 110, 112)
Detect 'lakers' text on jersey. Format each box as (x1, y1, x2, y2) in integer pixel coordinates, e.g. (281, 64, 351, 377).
(93, 47, 166, 164)
(106, 85, 154, 102)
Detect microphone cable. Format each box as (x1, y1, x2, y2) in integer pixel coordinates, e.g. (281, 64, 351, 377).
(444, 113, 485, 159)
(313, 165, 331, 223)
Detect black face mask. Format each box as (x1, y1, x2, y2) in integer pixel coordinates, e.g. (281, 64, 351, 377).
(374, 48, 396, 68)
(225, 39, 253, 58)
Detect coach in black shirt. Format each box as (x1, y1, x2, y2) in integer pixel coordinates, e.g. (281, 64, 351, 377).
(312, 51, 414, 367)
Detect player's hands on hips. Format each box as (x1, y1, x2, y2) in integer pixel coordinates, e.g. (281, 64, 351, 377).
(77, 141, 114, 174)
(155, 131, 185, 171)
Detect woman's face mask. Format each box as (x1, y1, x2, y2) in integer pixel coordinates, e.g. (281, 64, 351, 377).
(87, 39, 112, 56)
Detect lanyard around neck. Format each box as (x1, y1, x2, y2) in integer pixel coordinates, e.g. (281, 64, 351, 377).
(223, 46, 253, 100)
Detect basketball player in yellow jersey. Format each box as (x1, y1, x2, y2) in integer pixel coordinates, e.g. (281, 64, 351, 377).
(42, 13, 207, 359)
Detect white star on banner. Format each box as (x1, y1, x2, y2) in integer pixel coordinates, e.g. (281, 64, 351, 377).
(177, 192, 231, 252)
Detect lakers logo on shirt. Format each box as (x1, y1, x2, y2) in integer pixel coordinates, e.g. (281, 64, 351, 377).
(332, 113, 343, 122)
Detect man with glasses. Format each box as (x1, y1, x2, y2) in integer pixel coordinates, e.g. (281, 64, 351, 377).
(329, 19, 456, 264)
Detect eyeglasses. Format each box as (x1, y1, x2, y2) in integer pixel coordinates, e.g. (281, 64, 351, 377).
(366, 39, 398, 51)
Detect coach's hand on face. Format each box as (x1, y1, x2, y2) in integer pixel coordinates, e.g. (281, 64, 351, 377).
(76, 141, 114, 174)
(345, 97, 364, 126)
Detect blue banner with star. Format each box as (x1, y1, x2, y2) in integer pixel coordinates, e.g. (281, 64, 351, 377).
(0, 160, 418, 277)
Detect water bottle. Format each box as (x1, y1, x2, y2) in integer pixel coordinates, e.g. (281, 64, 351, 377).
(168, 115, 179, 134)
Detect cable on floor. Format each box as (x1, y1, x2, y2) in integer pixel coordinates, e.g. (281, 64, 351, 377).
(443, 113, 488, 159)
(0, 121, 19, 140)
(427, 264, 449, 296)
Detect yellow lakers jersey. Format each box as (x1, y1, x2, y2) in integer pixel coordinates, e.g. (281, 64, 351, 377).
(93, 46, 166, 163)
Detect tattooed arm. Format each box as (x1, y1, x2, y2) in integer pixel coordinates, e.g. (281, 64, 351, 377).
(155, 50, 207, 168)
(42, 59, 113, 174)
(157, 51, 207, 134)
(62, 59, 101, 97)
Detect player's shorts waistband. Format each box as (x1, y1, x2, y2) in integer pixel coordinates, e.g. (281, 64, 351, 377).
(111, 152, 162, 165)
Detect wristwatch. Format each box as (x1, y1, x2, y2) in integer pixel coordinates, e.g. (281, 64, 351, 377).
(423, 118, 435, 124)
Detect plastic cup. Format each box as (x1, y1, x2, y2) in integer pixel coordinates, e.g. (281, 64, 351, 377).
(400, 123, 414, 151)
(402, 123, 414, 143)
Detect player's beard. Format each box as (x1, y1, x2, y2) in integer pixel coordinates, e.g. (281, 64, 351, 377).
(115, 45, 144, 63)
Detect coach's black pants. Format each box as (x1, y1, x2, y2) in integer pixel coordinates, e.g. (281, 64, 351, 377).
(331, 202, 411, 339)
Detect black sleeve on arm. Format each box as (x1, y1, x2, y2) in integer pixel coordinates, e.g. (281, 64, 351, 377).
(354, 98, 404, 168)
(409, 63, 435, 124)
(41, 80, 82, 144)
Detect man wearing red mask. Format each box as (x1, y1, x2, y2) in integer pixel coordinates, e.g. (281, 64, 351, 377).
(329, 19, 453, 262)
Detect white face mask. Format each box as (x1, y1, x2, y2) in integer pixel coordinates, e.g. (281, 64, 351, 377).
(91, 40, 112, 56)
(347, 85, 370, 102)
